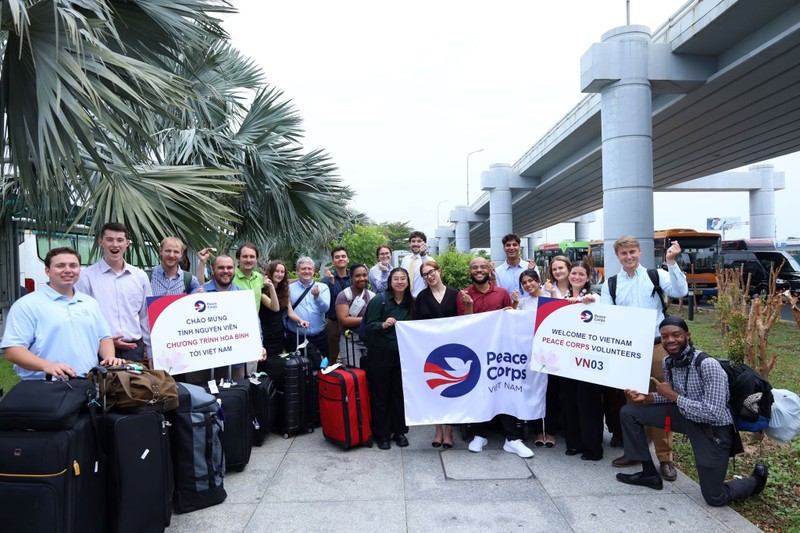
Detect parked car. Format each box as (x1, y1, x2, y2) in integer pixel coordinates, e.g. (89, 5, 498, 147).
(722, 249, 800, 295)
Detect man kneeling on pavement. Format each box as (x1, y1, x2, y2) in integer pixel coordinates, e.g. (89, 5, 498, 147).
(615, 316, 768, 506)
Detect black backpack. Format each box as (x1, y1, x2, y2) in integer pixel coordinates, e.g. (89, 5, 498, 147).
(680, 353, 774, 432)
(607, 268, 667, 315)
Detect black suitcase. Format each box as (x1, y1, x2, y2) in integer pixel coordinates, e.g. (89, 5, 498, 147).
(0, 415, 107, 533)
(263, 351, 317, 438)
(249, 372, 278, 446)
(103, 411, 173, 533)
(169, 383, 227, 513)
(206, 368, 253, 472)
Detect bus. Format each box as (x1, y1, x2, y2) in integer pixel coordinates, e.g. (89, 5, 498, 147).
(535, 240, 589, 278)
(586, 229, 722, 298)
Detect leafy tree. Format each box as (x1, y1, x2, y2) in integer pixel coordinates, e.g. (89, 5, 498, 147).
(436, 245, 477, 289)
(330, 225, 387, 268)
(377, 221, 414, 251)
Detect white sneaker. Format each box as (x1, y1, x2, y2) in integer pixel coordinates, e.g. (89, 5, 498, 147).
(468, 436, 489, 453)
(504, 439, 534, 458)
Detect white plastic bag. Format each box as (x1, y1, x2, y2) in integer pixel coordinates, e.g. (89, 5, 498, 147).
(764, 388, 800, 443)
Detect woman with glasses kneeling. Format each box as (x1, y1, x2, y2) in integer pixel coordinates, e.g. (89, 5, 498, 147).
(415, 260, 460, 449)
(363, 267, 415, 450)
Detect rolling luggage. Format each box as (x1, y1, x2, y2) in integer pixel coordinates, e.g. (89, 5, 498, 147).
(169, 383, 227, 513)
(103, 411, 173, 533)
(0, 415, 107, 533)
(249, 372, 278, 446)
(263, 349, 317, 438)
(319, 364, 372, 449)
(205, 367, 253, 472)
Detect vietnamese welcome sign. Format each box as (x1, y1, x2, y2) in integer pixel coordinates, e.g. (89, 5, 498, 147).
(396, 309, 546, 425)
(147, 291, 262, 374)
(531, 297, 656, 391)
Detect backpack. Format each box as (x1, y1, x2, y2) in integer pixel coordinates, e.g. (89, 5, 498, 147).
(673, 352, 774, 432)
(147, 269, 193, 294)
(358, 292, 387, 343)
(608, 268, 667, 315)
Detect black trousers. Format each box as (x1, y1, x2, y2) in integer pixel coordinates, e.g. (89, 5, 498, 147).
(367, 346, 408, 440)
(116, 339, 145, 362)
(621, 403, 757, 506)
(531, 374, 563, 436)
(562, 378, 604, 457)
(473, 414, 523, 441)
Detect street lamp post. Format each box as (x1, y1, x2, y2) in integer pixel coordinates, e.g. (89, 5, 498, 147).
(466, 148, 484, 205)
(436, 200, 448, 226)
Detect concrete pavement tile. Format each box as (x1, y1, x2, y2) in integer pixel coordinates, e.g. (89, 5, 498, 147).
(407, 497, 571, 533)
(403, 450, 545, 501)
(251, 433, 294, 453)
(552, 493, 743, 532)
(245, 499, 407, 532)
(264, 449, 404, 502)
(223, 453, 285, 503)
(441, 449, 534, 480)
(166, 502, 255, 533)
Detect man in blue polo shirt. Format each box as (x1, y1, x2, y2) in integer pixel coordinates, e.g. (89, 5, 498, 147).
(2, 247, 124, 380)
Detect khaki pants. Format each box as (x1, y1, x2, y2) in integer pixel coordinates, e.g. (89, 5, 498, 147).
(625, 342, 673, 462)
(325, 318, 342, 363)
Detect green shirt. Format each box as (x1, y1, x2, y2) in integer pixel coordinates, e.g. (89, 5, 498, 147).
(233, 267, 264, 311)
(363, 292, 412, 351)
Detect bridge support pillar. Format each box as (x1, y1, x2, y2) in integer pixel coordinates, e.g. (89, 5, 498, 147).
(481, 164, 515, 262)
(749, 164, 777, 241)
(582, 25, 657, 271)
(435, 226, 455, 254)
(450, 206, 473, 253)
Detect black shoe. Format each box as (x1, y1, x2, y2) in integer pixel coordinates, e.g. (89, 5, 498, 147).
(616, 471, 663, 490)
(610, 435, 623, 447)
(581, 453, 603, 461)
(377, 439, 391, 450)
(752, 463, 768, 494)
(394, 434, 409, 447)
(565, 448, 583, 456)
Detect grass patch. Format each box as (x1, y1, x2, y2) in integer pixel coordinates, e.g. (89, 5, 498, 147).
(671, 307, 800, 532)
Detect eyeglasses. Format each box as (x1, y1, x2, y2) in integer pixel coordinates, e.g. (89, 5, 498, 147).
(421, 269, 437, 279)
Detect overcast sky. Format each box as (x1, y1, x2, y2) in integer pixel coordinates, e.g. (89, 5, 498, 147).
(224, 0, 799, 244)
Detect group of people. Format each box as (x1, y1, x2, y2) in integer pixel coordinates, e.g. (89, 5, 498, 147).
(0, 224, 768, 507)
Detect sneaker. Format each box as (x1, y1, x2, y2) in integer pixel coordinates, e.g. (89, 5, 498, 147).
(468, 436, 488, 453)
(503, 439, 534, 458)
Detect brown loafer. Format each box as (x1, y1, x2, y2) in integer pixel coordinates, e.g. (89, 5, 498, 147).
(659, 461, 678, 481)
(611, 455, 642, 468)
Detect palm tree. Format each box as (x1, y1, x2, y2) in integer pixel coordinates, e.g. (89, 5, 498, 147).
(1, 0, 352, 259)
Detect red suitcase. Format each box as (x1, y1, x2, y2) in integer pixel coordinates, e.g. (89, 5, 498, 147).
(318, 366, 372, 449)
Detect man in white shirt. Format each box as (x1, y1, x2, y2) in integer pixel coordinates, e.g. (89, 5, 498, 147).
(75, 222, 152, 362)
(600, 235, 688, 481)
(400, 231, 430, 297)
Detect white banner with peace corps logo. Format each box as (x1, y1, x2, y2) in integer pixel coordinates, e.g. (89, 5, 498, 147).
(396, 309, 546, 426)
(531, 297, 656, 392)
(147, 291, 262, 374)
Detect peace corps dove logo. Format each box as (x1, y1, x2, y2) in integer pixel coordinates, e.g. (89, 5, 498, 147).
(424, 343, 481, 398)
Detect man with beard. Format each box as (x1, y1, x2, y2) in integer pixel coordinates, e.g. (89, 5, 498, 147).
(75, 222, 152, 362)
(457, 257, 534, 458)
(150, 236, 204, 296)
(193, 254, 265, 379)
(400, 231, 430, 297)
(616, 316, 768, 505)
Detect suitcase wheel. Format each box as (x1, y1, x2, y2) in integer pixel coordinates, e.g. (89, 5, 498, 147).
(283, 433, 290, 439)
(365, 437, 374, 448)
(306, 427, 314, 433)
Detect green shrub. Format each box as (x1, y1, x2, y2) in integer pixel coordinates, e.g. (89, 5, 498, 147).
(435, 246, 477, 289)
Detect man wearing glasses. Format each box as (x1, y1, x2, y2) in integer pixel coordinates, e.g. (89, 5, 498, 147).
(457, 257, 534, 458)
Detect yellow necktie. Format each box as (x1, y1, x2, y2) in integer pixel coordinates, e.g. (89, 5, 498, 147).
(409, 255, 417, 287)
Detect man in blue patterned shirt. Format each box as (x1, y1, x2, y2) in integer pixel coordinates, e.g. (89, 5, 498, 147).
(615, 316, 768, 505)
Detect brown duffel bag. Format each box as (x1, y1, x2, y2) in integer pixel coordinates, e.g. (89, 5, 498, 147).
(91, 364, 179, 413)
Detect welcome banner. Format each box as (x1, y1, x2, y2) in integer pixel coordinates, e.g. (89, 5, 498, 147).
(147, 291, 262, 374)
(396, 309, 547, 426)
(532, 297, 656, 392)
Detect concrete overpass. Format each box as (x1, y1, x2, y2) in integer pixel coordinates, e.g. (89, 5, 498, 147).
(451, 0, 800, 266)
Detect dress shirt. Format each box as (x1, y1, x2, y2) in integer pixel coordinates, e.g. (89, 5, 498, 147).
(400, 253, 429, 297)
(457, 284, 512, 315)
(599, 263, 688, 336)
(1, 284, 111, 380)
(286, 280, 330, 335)
(654, 347, 733, 426)
(368, 263, 390, 293)
(494, 261, 539, 303)
(75, 258, 152, 350)
(150, 264, 201, 296)
(233, 268, 265, 311)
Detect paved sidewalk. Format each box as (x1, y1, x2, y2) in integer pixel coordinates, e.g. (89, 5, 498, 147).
(166, 425, 761, 533)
